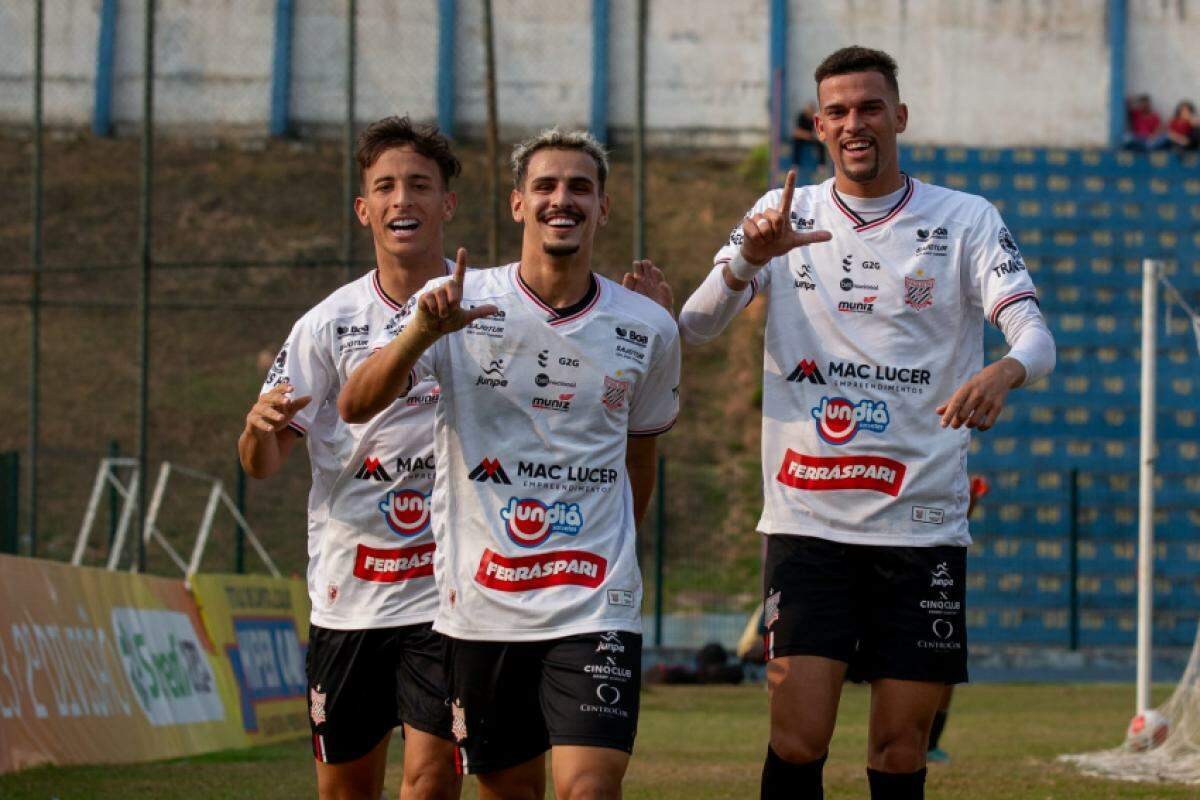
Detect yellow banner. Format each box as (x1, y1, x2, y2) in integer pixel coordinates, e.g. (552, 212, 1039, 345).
(0, 555, 244, 772)
(189, 573, 311, 745)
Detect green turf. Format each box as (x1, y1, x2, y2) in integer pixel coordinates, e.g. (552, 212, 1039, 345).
(0, 683, 1187, 798)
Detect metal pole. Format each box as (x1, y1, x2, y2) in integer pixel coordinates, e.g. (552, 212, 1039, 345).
(1136, 259, 1159, 713)
(269, 0, 295, 138)
(768, 0, 787, 182)
(589, 0, 610, 145)
(436, 0, 456, 138)
(343, 0, 357, 284)
(135, 0, 155, 573)
(108, 440, 120, 550)
(654, 454, 665, 647)
(235, 460, 246, 574)
(633, 0, 646, 260)
(482, 0, 499, 268)
(1108, 0, 1128, 148)
(1068, 467, 1080, 651)
(28, 0, 44, 558)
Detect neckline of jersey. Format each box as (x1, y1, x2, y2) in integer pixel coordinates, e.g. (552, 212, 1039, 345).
(510, 263, 603, 327)
(829, 174, 914, 232)
(370, 261, 453, 312)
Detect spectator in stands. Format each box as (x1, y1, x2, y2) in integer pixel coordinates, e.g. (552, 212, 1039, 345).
(792, 101, 826, 168)
(1124, 94, 1168, 151)
(1167, 101, 1199, 152)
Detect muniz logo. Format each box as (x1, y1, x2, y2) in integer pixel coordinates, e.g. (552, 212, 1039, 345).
(810, 397, 890, 445)
(378, 489, 431, 537)
(499, 497, 583, 547)
(532, 394, 574, 412)
(837, 296, 875, 314)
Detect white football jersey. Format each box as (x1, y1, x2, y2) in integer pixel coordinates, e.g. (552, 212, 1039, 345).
(262, 265, 450, 630)
(715, 176, 1039, 546)
(375, 264, 680, 642)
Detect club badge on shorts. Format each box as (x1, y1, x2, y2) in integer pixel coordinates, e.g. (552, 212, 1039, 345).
(451, 698, 468, 742)
(310, 686, 327, 726)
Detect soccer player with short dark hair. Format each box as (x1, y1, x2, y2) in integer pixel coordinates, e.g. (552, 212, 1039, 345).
(340, 128, 679, 800)
(239, 115, 463, 800)
(678, 46, 1055, 799)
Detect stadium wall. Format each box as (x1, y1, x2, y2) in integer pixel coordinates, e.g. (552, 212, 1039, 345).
(1, 1, 1199, 144)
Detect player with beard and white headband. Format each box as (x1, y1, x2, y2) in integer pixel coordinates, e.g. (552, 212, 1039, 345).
(340, 129, 680, 800)
(238, 116, 463, 800)
(678, 47, 1055, 799)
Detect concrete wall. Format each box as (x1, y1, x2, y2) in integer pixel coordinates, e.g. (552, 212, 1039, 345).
(0, 0, 1197, 147)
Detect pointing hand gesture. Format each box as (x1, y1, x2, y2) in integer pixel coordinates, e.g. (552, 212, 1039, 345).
(414, 248, 499, 337)
(246, 383, 312, 438)
(739, 170, 832, 266)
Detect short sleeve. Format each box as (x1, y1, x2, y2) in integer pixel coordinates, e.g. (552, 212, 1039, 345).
(966, 202, 1040, 328)
(259, 315, 333, 437)
(628, 326, 681, 437)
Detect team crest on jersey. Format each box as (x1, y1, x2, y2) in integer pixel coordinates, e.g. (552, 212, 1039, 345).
(379, 489, 432, 537)
(602, 375, 629, 410)
(904, 275, 935, 311)
(266, 342, 289, 386)
(310, 685, 327, 725)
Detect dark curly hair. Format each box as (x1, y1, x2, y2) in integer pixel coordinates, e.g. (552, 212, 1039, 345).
(814, 46, 899, 99)
(355, 115, 461, 189)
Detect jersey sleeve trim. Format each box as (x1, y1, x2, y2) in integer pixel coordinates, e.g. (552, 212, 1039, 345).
(286, 421, 307, 437)
(988, 291, 1039, 327)
(714, 256, 759, 306)
(629, 417, 677, 437)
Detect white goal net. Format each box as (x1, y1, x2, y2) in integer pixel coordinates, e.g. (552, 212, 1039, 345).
(1060, 627, 1200, 783)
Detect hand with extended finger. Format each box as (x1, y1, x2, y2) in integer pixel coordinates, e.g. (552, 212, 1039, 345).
(737, 169, 833, 269)
(413, 247, 499, 338)
(936, 358, 1027, 431)
(245, 383, 312, 438)
(622, 259, 675, 316)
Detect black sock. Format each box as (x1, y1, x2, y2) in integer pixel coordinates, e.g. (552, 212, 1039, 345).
(867, 767, 927, 800)
(761, 747, 825, 800)
(928, 710, 948, 750)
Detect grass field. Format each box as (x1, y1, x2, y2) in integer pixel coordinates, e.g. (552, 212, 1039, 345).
(0, 683, 1187, 799)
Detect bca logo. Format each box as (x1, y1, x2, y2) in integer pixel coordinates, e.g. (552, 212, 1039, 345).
(379, 490, 431, 537)
(810, 397, 890, 445)
(500, 498, 583, 547)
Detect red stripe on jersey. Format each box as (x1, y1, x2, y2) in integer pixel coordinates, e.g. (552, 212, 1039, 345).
(514, 266, 603, 325)
(629, 417, 677, 437)
(454, 746, 464, 775)
(830, 175, 914, 231)
(989, 291, 1039, 327)
(372, 270, 404, 311)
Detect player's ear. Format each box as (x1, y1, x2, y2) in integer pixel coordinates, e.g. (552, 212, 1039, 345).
(814, 113, 827, 142)
(510, 188, 525, 223)
(354, 195, 370, 227)
(598, 192, 611, 227)
(895, 102, 908, 134)
(443, 190, 458, 222)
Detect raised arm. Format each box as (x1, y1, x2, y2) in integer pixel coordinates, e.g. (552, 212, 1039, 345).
(679, 170, 830, 344)
(338, 248, 496, 424)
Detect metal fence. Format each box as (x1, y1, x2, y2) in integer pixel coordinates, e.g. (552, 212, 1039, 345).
(0, 0, 663, 581)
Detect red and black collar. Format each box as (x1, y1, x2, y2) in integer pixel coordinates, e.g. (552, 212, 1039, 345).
(515, 267, 601, 326)
(830, 174, 914, 232)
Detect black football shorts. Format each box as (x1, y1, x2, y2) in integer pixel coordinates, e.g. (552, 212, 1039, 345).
(762, 534, 968, 684)
(306, 622, 452, 763)
(443, 630, 642, 774)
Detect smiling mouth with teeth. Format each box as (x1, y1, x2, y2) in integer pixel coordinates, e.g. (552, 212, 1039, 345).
(387, 219, 420, 233)
(843, 140, 873, 152)
(544, 216, 580, 229)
